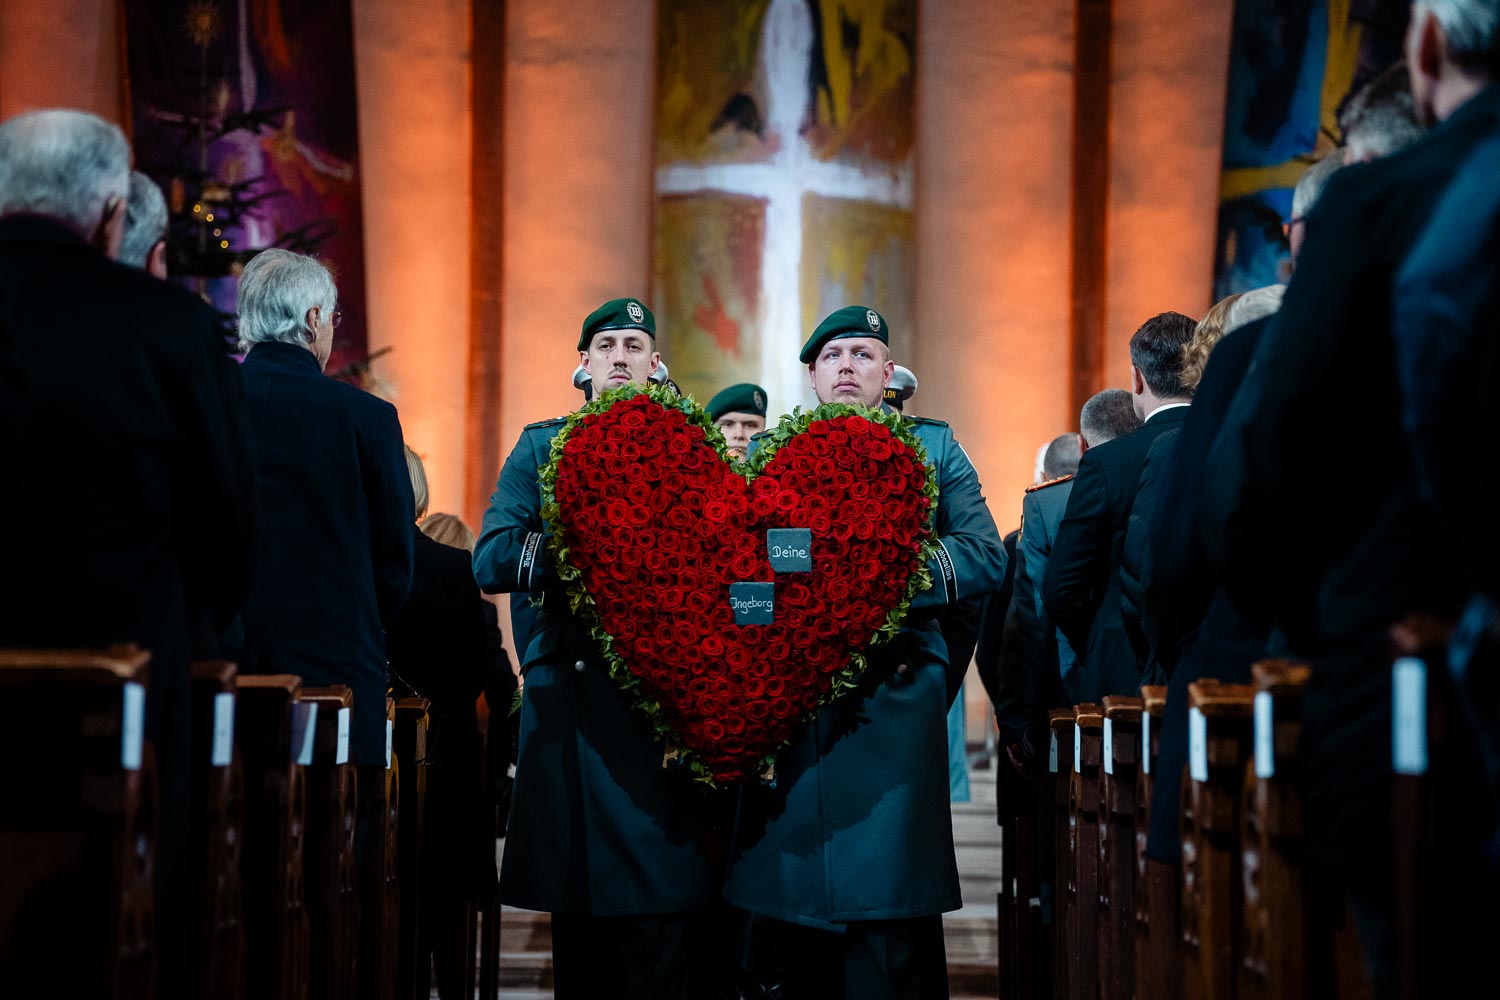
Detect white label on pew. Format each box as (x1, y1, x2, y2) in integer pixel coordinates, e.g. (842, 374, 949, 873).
(1254, 692, 1275, 779)
(1048, 730, 1058, 774)
(385, 719, 394, 770)
(1393, 657, 1428, 776)
(1073, 724, 1082, 773)
(1103, 718, 1115, 775)
(120, 682, 145, 771)
(1141, 712, 1151, 775)
(293, 702, 318, 766)
(335, 707, 351, 765)
(1189, 707, 1209, 783)
(211, 692, 235, 767)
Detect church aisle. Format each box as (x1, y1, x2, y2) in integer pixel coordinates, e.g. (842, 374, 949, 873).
(478, 763, 1001, 998)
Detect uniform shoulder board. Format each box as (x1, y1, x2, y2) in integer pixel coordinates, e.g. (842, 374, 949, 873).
(904, 415, 950, 429)
(1025, 473, 1074, 493)
(523, 415, 568, 431)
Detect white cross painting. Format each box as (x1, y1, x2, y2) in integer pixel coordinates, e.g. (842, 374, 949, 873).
(653, 0, 917, 419)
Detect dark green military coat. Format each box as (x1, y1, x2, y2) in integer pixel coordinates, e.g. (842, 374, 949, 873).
(724, 414, 1007, 929)
(473, 419, 715, 916)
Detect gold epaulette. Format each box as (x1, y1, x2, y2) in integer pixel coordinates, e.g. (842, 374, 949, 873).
(1025, 473, 1074, 493)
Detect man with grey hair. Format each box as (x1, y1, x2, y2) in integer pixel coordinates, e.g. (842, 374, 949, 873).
(236, 248, 414, 967)
(1078, 386, 1142, 450)
(120, 170, 169, 278)
(0, 107, 257, 999)
(1202, 2, 1497, 989)
(1286, 154, 1343, 266)
(0, 107, 129, 254)
(1339, 60, 1425, 162)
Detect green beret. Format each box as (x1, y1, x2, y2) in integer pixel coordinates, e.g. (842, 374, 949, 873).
(799, 305, 890, 363)
(883, 364, 917, 410)
(706, 383, 767, 421)
(579, 297, 655, 351)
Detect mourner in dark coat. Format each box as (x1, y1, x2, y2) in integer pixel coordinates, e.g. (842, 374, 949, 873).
(473, 299, 717, 1000)
(390, 513, 516, 996)
(986, 395, 1137, 771)
(1390, 120, 1500, 991)
(725, 307, 1006, 1000)
(1200, 24, 1500, 984)
(0, 110, 257, 998)
(1043, 312, 1195, 704)
(1135, 315, 1274, 865)
(1393, 130, 1500, 604)
(236, 250, 414, 773)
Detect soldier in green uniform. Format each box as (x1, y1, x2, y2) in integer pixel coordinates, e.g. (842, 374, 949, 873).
(725, 306, 1007, 999)
(472, 298, 715, 999)
(705, 381, 768, 458)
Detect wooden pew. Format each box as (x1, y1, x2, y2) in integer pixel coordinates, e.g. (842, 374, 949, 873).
(393, 696, 432, 1000)
(190, 661, 246, 1000)
(1237, 660, 1309, 1000)
(1098, 696, 1142, 1000)
(356, 697, 400, 1000)
(1179, 680, 1254, 1000)
(1069, 703, 1104, 1000)
(997, 729, 1045, 1000)
(1389, 616, 1453, 1000)
(1135, 685, 1176, 1000)
(0, 646, 156, 1000)
(236, 675, 312, 1000)
(474, 721, 505, 1000)
(1047, 707, 1075, 1000)
(300, 685, 359, 1000)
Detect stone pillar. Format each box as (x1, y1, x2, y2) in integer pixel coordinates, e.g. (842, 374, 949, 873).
(353, 0, 473, 516)
(1105, 0, 1234, 383)
(914, 0, 1077, 520)
(500, 0, 656, 452)
(0, 0, 122, 122)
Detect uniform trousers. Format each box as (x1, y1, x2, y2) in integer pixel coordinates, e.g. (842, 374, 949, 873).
(551, 911, 702, 1000)
(756, 915, 950, 1000)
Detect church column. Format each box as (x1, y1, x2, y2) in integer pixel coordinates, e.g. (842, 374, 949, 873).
(354, 0, 473, 517)
(500, 0, 656, 454)
(914, 0, 1078, 518)
(1104, 0, 1235, 382)
(0, 0, 121, 123)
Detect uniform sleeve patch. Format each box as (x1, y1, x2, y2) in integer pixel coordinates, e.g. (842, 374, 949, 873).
(518, 531, 544, 590)
(934, 540, 957, 604)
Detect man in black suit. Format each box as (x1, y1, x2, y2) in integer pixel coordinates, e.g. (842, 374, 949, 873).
(1201, 3, 1498, 986)
(386, 448, 515, 999)
(987, 391, 1140, 762)
(0, 108, 258, 998)
(1042, 312, 1195, 703)
(235, 248, 414, 877)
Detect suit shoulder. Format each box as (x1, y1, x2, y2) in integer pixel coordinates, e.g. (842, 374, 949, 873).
(1025, 473, 1074, 494)
(329, 376, 400, 420)
(523, 416, 568, 431)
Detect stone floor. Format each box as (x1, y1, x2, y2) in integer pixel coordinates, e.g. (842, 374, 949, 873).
(440, 757, 1000, 998)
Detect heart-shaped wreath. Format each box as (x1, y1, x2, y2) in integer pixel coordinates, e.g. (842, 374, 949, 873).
(539, 382, 938, 784)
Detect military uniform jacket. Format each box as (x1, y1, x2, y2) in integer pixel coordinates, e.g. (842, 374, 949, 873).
(1042, 407, 1189, 703)
(473, 419, 715, 916)
(987, 475, 1076, 746)
(724, 414, 1006, 929)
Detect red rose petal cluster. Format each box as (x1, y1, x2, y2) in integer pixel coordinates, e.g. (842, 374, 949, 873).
(551, 395, 932, 783)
